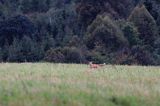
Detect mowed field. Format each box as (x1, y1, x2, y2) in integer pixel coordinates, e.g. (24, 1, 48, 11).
(0, 63, 160, 106)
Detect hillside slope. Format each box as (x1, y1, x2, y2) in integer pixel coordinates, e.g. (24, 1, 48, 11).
(0, 0, 160, 65)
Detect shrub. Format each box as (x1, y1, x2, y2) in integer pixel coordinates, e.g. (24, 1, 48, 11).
(44, 47, 86, 63)
(44, 48, 65, 63)
(86, 50, 113, 64)
(63, 47, 86, 63)
(130, 46, 156, 65)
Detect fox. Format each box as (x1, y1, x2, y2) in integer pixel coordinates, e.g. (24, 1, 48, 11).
(89, 62, 106, 69)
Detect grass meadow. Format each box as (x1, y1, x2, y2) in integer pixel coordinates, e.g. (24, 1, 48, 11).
(0, 63, 160, 106)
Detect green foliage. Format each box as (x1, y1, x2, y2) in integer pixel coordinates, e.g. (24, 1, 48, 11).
(117, 20, 141, 46)
(45, 47, 86, 63)
(8, 36, 43, 62)
(20, 0, 50, 13)
(0, 15, 36, 46)
(154, 37, 160, 65)
(86, 50, 113, 64)
(144, 0, 160, 34)
(0, 0, 160, 65)
(128, 5, 159, 48)
(76, 0, 136, 26)
(86, 15, 128, 51)
(130, 46, 156, 65)
(0, 48, 3, 62)
(41, 34, 56, 51)
(67, 36, 82, 47)
(84, 15, 132, 64)
(44, 48, 65, 63)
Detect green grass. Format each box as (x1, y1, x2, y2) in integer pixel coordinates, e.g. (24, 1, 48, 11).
(0, 63, 160, 106)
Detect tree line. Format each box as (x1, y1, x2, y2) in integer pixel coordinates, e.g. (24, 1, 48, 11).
(0, 0, 160, 65)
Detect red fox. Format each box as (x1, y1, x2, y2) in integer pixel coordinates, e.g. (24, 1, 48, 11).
(89, 62, 106, 69)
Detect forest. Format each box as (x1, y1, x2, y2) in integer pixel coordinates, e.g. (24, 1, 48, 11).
(0, 0, 160, 65)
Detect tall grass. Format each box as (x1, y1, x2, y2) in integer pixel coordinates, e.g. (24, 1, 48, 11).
(0, 63, 160, 106)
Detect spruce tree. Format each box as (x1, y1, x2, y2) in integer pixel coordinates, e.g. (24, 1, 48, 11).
(128, 4, 158, 48)
(86, 14, 128, 51)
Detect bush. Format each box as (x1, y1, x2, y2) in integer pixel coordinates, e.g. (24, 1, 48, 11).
(44, 47, 86, 63)
(130, 46, 156, 65)
(86, 50, 113, 64)
(44, 48, 65, 63)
